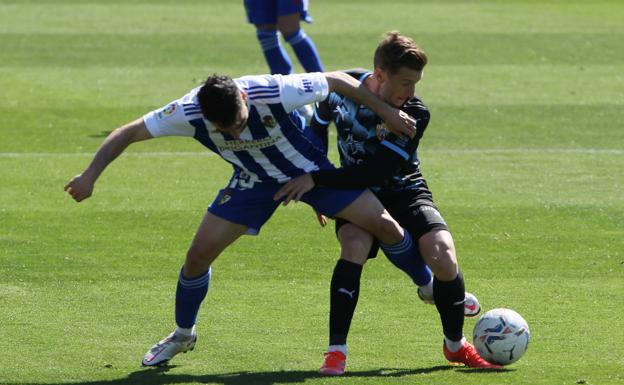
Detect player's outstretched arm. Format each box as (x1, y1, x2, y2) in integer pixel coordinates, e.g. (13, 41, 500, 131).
(64, 118, 153, 202)
(324, 71, 416, 138)
(273, 146, 402, 204)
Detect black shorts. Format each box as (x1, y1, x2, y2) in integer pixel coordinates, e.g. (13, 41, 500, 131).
(335, 191, 450, 259)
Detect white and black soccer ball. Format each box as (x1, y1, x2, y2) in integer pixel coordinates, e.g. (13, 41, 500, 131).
(473, 308, 530, 365)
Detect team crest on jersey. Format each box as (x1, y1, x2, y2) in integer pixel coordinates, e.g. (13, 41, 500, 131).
(262, 115, 277, 128)
(156, 103, 177, 120)
(375, 123, 389, 140)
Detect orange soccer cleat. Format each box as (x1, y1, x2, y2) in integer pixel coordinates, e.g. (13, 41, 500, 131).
(443, 342, 503, 369)
(319, 351, 347, 376)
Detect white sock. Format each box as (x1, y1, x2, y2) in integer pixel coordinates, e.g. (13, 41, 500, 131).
(328, 344, 347, 355)
(444, 336, 466, 353)
(419, 278, 434, 299)
(175, 326, 195, 338)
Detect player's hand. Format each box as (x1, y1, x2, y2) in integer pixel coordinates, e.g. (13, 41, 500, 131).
(383, 108, 417, 139)
(314, 209, 328, 227)
(64, 173, 95, 202)
(273, 173, 315, 206)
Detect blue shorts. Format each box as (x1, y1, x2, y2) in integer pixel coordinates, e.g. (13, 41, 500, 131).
(244, 0, 312, 25)
(209, 171, 363, 235)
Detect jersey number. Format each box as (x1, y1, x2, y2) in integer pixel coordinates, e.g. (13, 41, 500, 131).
(229, 170, 256, 190)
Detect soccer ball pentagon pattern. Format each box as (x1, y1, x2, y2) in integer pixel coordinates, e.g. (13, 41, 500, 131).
(473, 308, 530, 365)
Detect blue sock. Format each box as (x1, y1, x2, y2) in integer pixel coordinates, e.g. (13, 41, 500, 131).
(380, 230, 432, 286)
(285, 29, 324, 72)
(175, 267, 211, 328)
(256, 30, 292, 75)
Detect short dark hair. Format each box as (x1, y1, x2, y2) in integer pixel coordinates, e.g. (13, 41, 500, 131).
(374, 31, 428, 74)
(197, 74, 241, 128)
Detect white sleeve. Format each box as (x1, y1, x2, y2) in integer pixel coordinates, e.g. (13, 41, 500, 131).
(143, 100, 195, 138)
(279, 72, 329, 113)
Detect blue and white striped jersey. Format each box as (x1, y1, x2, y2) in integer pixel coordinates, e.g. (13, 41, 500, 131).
(143, 73, 330, 184)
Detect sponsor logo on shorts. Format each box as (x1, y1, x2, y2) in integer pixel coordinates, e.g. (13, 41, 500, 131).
(413, 205, 441, 217)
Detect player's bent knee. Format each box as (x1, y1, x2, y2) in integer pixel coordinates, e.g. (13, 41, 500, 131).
(420, 229, 459, 280)
(427, 249, 458, 281)
(436, 259, 458, 281)
(184, 245, 214, 277)
(340, 238, 372, 265)
(338, 228, 372, 265)
(277, 13, 300, 36)
(340, 251, 367, 265)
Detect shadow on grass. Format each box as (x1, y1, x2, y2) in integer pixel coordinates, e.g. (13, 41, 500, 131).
(7, 364, 508, 385)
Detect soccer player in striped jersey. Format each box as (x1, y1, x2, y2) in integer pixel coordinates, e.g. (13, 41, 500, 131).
(64, 70, 433, 366)
(275, 32, 501, 373)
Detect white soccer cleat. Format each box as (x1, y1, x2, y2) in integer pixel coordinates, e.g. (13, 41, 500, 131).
(463, 292, 481, 318)
(418, 288, 481, 318)
(142, 329, 197, 366)
(417, 286, 435, 305)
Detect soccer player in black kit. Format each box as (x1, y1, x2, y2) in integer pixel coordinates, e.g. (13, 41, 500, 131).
(275, 31, 501, 373)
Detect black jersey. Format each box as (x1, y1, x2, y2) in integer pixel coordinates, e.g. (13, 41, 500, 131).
(310, 69, 433, 199)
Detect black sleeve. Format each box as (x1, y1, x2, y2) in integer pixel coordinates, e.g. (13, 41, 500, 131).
(310, 98, 332, 155)
(403, 98, 430, 143)
(310, 145, 404, 189)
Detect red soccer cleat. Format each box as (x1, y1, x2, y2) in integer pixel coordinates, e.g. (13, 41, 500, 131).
(319, 351, 346, 375)
(443, 342, 503, 369)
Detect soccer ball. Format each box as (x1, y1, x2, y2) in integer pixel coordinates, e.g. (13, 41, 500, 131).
(472, 308, 530, 365)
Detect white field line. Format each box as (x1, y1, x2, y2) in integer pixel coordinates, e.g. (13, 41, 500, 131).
(0, 152, 217, 158)
(431, 148, 624, 155)
(0, 148, 623, 158)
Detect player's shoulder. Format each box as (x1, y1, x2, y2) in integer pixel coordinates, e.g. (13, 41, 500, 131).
(235, 74, 283, 105)
(403, 95, 428, 111)
(324, 68, 371, 105)
(235, 74, 279, 91)
(237, 72, 325, 92)
(340, 68, 372, 82)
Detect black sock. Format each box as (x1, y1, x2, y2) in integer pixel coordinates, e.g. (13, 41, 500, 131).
(329, 259, 363, 346)
(433, 271, 465, 342)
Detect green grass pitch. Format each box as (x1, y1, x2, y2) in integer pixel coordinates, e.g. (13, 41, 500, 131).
(1, 0, 623, 384)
